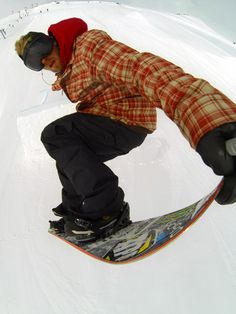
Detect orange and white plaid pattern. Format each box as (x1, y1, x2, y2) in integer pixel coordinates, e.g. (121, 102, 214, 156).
(55, 30, 236, 148)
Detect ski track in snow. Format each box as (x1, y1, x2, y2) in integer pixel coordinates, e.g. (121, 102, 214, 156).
(0, 1, 236, 314)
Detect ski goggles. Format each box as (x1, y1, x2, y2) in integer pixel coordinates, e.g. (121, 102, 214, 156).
(21, 32, 54, 71)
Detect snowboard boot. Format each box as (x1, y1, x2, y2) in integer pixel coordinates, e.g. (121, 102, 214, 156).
(52, 203, 67, 217)
(49, 204, 67, 234)
(64, 202, 131, 243)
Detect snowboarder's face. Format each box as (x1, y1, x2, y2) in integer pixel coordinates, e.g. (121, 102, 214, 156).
(41, 44, 63, 73)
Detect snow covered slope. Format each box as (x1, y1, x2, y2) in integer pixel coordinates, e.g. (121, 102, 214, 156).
(0, 2, 236, 314)
(1, 0, 236, 41)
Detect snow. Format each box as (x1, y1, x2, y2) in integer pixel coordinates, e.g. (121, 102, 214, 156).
(0, 1, 236, 314)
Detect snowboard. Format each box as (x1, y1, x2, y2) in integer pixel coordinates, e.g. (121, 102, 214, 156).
(49, 180, 223, 264)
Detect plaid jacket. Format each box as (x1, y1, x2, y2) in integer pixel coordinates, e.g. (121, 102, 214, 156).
(54, 29, 236, 148)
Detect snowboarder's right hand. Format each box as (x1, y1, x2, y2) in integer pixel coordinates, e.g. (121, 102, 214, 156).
(52, 82, 61, 91)
(52, 77, 62, 91)
(196, 122, 236, 205)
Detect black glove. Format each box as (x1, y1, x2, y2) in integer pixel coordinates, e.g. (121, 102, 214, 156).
(196, 122, 236, 205)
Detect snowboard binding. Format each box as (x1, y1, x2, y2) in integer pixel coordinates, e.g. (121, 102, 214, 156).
(49, 202, 132, 243)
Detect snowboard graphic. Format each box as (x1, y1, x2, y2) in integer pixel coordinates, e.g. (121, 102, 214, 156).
(49, 180, 223, 264)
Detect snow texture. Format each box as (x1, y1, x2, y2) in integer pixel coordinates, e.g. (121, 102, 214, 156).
(0, 1, 236, 314)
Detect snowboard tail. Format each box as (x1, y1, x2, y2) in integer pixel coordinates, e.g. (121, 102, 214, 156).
(49, 180, 223, 264)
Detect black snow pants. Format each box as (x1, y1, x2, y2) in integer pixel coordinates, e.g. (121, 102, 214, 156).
(41, 113, 147, 219)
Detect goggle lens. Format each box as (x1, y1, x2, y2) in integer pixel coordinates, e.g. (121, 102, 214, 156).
(22, 33, 54, 71)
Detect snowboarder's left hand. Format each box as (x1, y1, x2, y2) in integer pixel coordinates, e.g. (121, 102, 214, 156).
(196, 122, 236, 205)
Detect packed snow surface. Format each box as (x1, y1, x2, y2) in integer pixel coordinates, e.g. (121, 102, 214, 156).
(0, 2, 236, 314)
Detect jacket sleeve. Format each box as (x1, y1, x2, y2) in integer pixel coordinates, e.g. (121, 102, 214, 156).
(84, 30, 236, 148)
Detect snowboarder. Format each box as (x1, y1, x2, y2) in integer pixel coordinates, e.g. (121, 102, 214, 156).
(15, 17, 236, 242)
